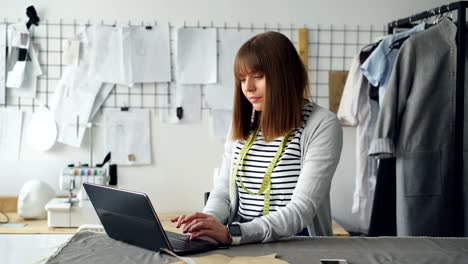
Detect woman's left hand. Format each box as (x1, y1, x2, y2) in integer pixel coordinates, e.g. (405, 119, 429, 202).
(176, 212, 232, 245)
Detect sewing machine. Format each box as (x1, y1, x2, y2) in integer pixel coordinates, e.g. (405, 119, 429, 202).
(45, 166, 107, 227)
(45, 120, 116, 228)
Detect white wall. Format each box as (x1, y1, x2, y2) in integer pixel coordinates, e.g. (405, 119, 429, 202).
(0, 0, 453, 232)
(3, 0, 454, 25)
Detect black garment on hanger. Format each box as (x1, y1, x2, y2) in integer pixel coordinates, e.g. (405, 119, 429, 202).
(359, 44, 396, 236)
(368, 158, 397, 236)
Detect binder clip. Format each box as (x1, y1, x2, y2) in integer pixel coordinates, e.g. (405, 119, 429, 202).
(26, 6, 40, 29)
(176, 107, 184, 120)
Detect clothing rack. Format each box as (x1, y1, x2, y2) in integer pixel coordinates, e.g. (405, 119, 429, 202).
(383, 1, 466, 236)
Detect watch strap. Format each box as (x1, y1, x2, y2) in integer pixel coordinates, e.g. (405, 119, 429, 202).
(231, 234, 241, 245)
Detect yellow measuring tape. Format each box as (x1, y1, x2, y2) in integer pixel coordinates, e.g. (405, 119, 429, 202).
(231, 129, 292, 216)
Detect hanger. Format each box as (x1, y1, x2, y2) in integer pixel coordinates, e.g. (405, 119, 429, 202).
(444, 6, 453, 21)
(426, 9, 438, 25)
(389, 36, 410, 50)
(405, 16, 421, 29)
(435, 7, 445, 24)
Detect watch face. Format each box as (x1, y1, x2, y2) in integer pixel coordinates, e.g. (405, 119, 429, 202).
(229, 224, 242, 236)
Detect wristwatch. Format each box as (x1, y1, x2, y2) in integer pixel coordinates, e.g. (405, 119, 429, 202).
(227, 224, 242, 245)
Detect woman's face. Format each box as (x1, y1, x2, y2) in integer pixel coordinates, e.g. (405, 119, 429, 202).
(240, 72, 266, 111)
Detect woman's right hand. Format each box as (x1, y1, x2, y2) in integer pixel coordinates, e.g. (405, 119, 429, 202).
(170, 212, 232, 245)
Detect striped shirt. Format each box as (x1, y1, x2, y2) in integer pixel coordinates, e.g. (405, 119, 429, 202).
(234, 102, 314, 220)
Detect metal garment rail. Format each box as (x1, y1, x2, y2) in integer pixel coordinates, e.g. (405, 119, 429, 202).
(388, 1, 466, 236)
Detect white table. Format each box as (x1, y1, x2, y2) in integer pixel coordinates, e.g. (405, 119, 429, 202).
(0, 234, 72, 264)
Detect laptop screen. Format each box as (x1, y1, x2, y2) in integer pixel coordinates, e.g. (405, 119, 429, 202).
(83, 183, 172, 252)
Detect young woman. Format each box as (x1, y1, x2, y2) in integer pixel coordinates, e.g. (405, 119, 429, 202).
(172, 31, 343, 245)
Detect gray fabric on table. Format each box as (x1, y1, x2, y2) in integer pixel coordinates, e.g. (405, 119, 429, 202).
(46, 231, 468, 264)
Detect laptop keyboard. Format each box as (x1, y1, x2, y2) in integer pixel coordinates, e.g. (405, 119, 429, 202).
(168, 237, 212, 251)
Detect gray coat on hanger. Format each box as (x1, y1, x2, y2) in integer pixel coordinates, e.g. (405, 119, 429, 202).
(369, 18, 464, 236)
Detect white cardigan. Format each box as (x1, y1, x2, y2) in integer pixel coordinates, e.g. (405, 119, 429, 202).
(203, 105, 343, 244)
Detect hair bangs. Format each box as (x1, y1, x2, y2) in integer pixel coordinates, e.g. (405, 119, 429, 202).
(234, 43, 264, 80)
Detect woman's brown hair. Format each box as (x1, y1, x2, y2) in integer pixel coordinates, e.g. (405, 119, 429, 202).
(231, 31, 310, 142)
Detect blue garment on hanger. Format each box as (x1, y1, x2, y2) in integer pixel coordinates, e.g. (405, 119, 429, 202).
(360, 23, 425, 101)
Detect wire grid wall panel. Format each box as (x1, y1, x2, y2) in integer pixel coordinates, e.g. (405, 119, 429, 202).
(1, 19, 386, 113)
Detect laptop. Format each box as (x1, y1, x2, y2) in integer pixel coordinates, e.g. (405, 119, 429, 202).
(82, 183, 224, 255)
